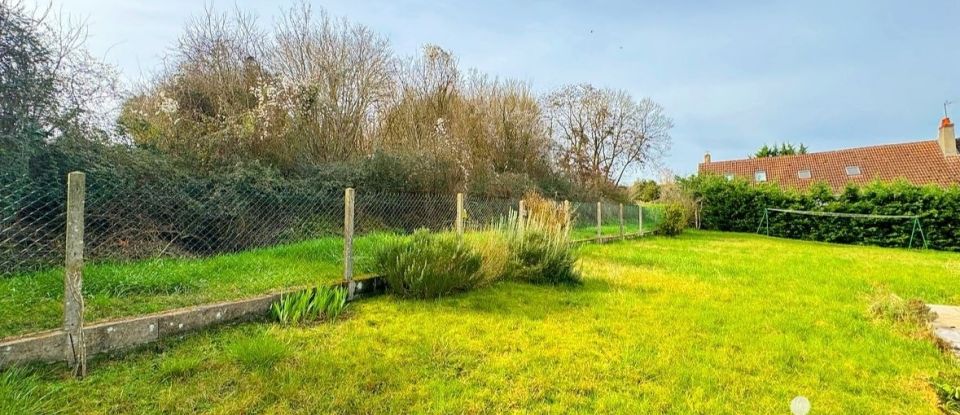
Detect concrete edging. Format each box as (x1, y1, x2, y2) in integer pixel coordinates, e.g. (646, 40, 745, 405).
(0, 275, 386, 369)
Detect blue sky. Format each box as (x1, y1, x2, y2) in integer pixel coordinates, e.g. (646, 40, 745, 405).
(37, 0, 960, 179)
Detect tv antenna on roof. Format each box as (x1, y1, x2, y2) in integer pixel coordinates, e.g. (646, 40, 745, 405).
(945, 100, 954, 118)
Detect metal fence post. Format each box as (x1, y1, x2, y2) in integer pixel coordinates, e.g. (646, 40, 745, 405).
(596, 201, 602, 239)
(64, 171, 86, 378)
(456, 193, 464, 236)
(619, 203, 624, 239)
(343, 188, 355, 298)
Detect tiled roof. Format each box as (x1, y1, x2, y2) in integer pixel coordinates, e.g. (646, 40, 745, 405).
(698, 139, 960, 191)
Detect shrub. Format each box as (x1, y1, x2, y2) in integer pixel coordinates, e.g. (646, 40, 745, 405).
(374, 230, 482, 298)
(657, 203, 688, 236)
(521, 192, 570, 235)
(682, 174, 960, 251)
(271, 285, 348, 325)
(506, 230, 581, 285)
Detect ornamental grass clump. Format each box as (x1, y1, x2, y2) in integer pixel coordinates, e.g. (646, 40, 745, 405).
(501, 193, 581, 285)
(374, 230, 483, 299)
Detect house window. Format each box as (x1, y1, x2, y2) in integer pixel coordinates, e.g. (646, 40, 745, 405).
(724, 173, 734, 181)
(797, 169, 811, 179)
(754, 170, 767, 182)
(845, 165, 862, 176)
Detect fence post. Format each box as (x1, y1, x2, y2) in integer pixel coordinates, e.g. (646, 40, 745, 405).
(638, 203, 644, 235)
(563, 200, 571, 237)
(64, 171, 86, 378)
(343, 188, 355, 298)
(596, 201, 602, 239)
(619, 203, 624, 239)
(518, 200, 526, 234)
(456, 193, 464, 236)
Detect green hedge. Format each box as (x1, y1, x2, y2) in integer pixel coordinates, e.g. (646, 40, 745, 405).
(682, 175, 960, 251)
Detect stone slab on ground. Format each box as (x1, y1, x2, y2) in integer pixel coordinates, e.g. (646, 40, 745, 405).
(929, 304, 960, 357)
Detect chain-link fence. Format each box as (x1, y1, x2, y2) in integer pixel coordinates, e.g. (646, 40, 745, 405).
(0, 172, 666, 338)
(3, 181, 665, 277)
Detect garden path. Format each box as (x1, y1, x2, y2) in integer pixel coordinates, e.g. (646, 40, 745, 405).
(930, 304, 960, 357)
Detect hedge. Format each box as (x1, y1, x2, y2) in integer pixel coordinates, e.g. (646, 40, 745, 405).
(682, 174, 960, 251)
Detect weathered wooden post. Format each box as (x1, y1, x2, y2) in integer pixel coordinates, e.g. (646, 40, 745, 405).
(563, 200, 571, 237)
(638, 203, 644, 235)
(596, 201, 602, 239)
(518, 199, 526, 234)
(64, 171, 86, 378)
(456, 193, 465, 236)
(619, 203, 625, 239)
(343, 188, 355, 298)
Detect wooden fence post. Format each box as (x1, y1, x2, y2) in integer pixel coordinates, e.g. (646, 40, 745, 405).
(638, 203, 644, 235)
(518, 200, 526, 234)
(619, 203, 624, 239)
(596, 201, 602, 239)
(563, 200, 571, 237)
(456, 193, 464, 236)
(343, 188, 355, 298)
(64, 171, 86, 378)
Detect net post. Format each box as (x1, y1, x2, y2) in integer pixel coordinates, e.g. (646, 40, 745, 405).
(915, 217, 929, 249)
(343, 188, 355, 298)
(64, 171, 87, 378)
(909, 218, 917, 248)
(766, 209, 770, 236)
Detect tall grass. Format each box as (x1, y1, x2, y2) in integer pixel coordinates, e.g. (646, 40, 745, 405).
(498, 194, 581, 285)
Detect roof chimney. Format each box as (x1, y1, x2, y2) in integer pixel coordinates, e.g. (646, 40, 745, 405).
(939, 117, 958, 156)
(703, 152, 711, 163)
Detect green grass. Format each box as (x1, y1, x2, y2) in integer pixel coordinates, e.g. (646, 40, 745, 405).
(569, 220, 658, 241)
(0, 234, 394, 338)
(4, 231, 959, 413)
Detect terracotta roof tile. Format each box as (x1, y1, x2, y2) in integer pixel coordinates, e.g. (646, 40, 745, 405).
(698, 139, 960, 191)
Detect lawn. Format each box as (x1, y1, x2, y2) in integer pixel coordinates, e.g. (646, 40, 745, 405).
(0, 234, 396, 339)
(4, 231, 960, 413)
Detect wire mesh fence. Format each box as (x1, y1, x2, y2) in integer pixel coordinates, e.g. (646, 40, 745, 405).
(0, 172, 668, 338)
(0, 176, 67, 275)
(2, 174, 670, 279)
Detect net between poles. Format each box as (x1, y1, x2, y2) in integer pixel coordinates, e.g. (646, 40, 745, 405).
(765, 208, 918, 220)
(757, 208, 928, 249)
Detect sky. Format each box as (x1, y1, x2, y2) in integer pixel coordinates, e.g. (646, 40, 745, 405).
(30, 0, 960, 180)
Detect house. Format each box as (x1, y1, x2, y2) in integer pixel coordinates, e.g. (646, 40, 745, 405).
(698, 117, 960, 191)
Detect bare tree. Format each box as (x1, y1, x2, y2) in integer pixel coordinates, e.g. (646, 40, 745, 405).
(544, 84, 672, 191)
(269, 1, 394, 162)
(1, 0, 122, 142)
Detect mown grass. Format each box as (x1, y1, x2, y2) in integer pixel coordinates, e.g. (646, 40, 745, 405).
(569, 220, 657, 241)
(0, 234, 394, 338)
(4, 231, 959, 413)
